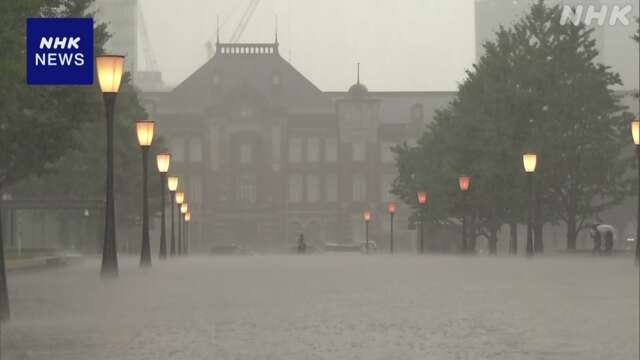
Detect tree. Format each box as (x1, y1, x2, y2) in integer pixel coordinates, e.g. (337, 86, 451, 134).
(0, 0, 164, 320)
(12, 76, 167, 241)
(392, 0, 632, 254)
(514, 2, 632, 249)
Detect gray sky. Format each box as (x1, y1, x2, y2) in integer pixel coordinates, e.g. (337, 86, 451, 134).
(139, 0, 476, 91)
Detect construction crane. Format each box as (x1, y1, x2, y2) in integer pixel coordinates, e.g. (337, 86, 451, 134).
(229, 0, 261, 43)
(205, 0, 262, 59)
(138, 8, 159, 72)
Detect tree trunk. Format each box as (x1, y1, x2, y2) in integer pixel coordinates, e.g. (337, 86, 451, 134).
(488, 226, 499, 255)
(0, 188, 9, 321)
(566, 212, 578, 250)
(566, 177, 579, 250)
(509, 221, 517, 255)
(468, 214, 477, 253)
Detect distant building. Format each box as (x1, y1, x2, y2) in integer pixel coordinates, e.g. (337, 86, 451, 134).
(93, 0, 138, 74)
(142, 40, 455, 252)
(475, 0, 639, 90)
(94, 0, 168, 92)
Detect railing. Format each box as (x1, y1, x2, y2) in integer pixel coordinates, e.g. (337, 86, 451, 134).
(217, 43, 278, 55)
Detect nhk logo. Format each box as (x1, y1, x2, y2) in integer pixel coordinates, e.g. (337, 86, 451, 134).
(560, 5, 634, 27)
(26, 18, 93, 85)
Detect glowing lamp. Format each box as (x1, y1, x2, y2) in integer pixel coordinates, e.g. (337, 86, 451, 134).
(136, 120, 155, 147)
(96, 55, 124, 93)
(363, 211, 372, 222)
(417, 191, 427, 205)
(184, 212, 191, 222)
(156, 153, 171, 173)
(180, 203, 188, 214)
(632, 118, 640, 145)
(167, 176, 179, 192)
(175, 191, 185, 205)
(522, 153, 538, 173)
(388, 201, 396, 214)
(459, 176, 470, 192)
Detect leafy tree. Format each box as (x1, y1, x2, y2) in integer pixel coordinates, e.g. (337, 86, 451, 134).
(392, 0, 632, 254)
(0, 0, 165, 320)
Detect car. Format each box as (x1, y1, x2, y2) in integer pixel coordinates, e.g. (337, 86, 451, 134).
(210, 244, 251, 255)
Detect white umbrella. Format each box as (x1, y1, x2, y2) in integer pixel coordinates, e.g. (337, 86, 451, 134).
(596, 224, 617, 240)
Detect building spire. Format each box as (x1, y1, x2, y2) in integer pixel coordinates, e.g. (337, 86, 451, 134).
(275, 15, 279, 44)
(216, 15, 220, 44)
(357, 62, 360, 84)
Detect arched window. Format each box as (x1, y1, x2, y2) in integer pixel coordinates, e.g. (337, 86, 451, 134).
(411, 103, 424, 123)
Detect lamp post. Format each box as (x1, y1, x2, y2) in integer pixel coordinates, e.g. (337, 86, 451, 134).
(156, 153, 171, 259)
(167, 176, 179, 256)
(136, 120, 155, 267)
(175, 192, 185, 256)
(96, 55, 124, 277)
(388, 202, 396, 254)
(458, 176, 470, 254)
(523, 153, 538, 257)
(363, 211, 372, 254)
(631, 118, 640, 264)
(417, 191, 427, 254)
(184, 212, 191, 255)
(180, 202, 189, 255)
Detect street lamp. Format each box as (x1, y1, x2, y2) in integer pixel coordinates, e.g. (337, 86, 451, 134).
(631, 118, 640, 264)
(167, 176, 179, 256)
(388, 202, 396, 254)
(96, 54, 124, 277)
(136, 120, 155, 267)
(459, 176, 470, 254)
(180, 202, 189, 255)
(184, 212, 191, 255)
(363, 211, 372, 254)
(176, 192, 185, 256)
(156, 153, 171, 259)
(417, 191, 427, 254)
(523, 153, 537, 257)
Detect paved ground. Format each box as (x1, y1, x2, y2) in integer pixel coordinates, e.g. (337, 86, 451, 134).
(2, 254, 638, 360)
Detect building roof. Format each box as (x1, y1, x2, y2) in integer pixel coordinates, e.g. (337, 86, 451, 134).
(326, 91, 456, 125)
(160, 42, 334, 115)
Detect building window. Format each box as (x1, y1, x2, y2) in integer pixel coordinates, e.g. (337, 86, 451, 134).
(411, 103, 424, 123)
(381, 142, 395, 163)
(272, 74, 281, 86)
(289, 137, 302, 163)
(325, 174, 337, 202)
(352, 142, 365, 162)
(191, 175, 203, 202)
(307, 137, 320, 162)
(171, 138, 185, 162)
(240, 143, 253, 164)
(213, 73, 222, 86)
(288, 174, 302, 203)
(325, 138, 337, 162)
(189, 138, 202, 162)
(306, 174, 319, 203)
(237, 175, 256, 204)
(352, 174, 366, 201)
(381, 174, 395, 202)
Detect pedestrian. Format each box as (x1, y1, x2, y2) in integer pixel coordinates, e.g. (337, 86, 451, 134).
(591, 224, 602, 255)
(297, 233, 307, 254)
(604, 230, 614, 255)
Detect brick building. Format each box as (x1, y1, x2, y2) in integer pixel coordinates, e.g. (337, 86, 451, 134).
(142, 40, 455, 252)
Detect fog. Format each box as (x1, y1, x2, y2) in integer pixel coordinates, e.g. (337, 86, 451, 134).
(2, 1, 639, 359)
(4, 256, 638, 359)
(138, 0, 476, 90)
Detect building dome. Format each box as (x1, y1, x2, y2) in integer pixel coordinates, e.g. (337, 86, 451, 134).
(348, 82, 369, 98)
